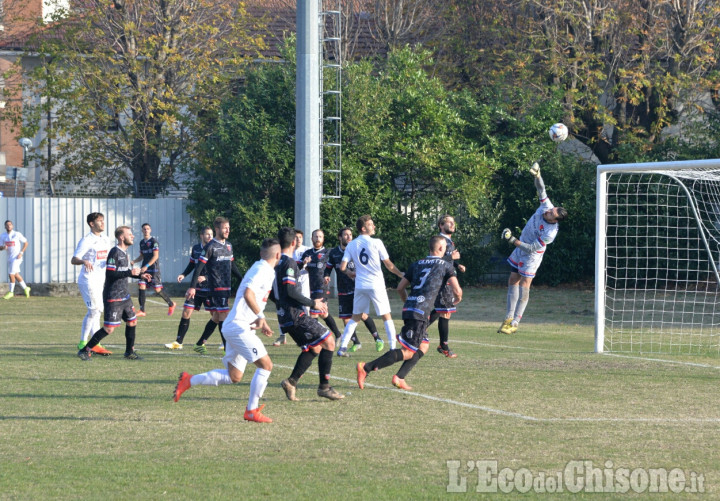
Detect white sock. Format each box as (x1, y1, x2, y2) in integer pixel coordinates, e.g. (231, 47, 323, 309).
(190, 369, 232, 387)
(19, 281, 27, 290)
(506, 284, 519, 320)
(513, 287, 530, 325)
(9, 283, 15, 293)
(340, 319, 358, 349)
(384, 320, 396, 349)
(81, 309, 101, 343)
(247, 368, 271, 410)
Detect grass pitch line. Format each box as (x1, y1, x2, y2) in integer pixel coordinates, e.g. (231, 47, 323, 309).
(604, 352, 720, 370)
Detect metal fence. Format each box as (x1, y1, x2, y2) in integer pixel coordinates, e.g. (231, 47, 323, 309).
(0, 197, 194, 284)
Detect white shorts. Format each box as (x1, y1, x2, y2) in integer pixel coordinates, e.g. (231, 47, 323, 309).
(79, 281, 105, 312)
(507, 249, 543, 278)
(8, 258, 22, 275)
(221, 323, 268, 372)
(353, 288, 391, 316)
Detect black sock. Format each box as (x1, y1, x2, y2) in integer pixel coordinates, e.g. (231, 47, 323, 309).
(85, 328, 109, 350)
(218, 321, 225, 349)
(176, 317, 190, 344)
(124, 324, 136, 354)
(363, 317, 379, 340)
(323, 314, 342, 338)
(427, 309, 439, 327)
(351, 333, 360, 345)
(396, 350, 424, 379)
(438, 317, 450, 348)
(290, 350, 317, 382)
(318, 348, 334, 387)
(364, 349, 404, 373)
(138, 289, 146, 311)
(157, 288, 173, 306)
(197, 319, 217, 345)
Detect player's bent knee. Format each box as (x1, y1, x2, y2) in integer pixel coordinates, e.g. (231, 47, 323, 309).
(255, 355, 272, 371)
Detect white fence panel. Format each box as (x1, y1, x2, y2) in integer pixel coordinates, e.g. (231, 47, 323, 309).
(0, 197, 193, 284)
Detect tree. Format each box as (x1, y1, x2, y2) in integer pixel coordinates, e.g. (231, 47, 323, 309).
(5, 0, 264, 196)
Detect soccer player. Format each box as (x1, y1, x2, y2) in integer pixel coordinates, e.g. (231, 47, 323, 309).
(275, 227, 344, 401)
(325, 226, 383, 352)
(173, 238, 282, 423)
(273, 228, 310, 346)
(0, 220, 30, 299)
(427, 214, 466, 358)
(77, 226, 151, 361)
(356, 236, 462, 390)
(132, 223, 176, 317)
(71, 212, 114, 355)
(164, 226, 215, 350)
(499, 162, 568, 334)
(185, 216, 243, 354)
(336, 215, 405, 356)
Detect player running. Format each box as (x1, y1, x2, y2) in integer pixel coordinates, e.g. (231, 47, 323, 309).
(325, 226, 382, 352)
(356, 236, 462, 390)
(499, 162, 568, 334)
(0, 220, 30, 299)
(173, 238, 282, 423)
(71, 212, 114, 355)
(336, 215, 405, 356)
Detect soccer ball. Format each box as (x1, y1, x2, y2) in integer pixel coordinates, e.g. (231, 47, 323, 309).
(549, 123, 569, 142)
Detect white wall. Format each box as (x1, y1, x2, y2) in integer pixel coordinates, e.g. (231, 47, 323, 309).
(0, 197, 194, 284)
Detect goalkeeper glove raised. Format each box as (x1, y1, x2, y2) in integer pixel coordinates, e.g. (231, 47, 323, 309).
(502, 228, 517, 245)
(529, 162, 540, 178)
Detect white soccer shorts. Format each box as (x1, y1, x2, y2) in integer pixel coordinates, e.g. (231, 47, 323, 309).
(79, 281, 105, 312)
(352, 287, 391, 316)
(221, 324, 267, 372)
(8, 258, 22, 275)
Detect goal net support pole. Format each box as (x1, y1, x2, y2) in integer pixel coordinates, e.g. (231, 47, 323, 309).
(595, 158, 720, 354)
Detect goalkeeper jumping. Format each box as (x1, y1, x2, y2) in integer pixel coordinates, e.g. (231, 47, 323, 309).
(499, 162, 568, 334)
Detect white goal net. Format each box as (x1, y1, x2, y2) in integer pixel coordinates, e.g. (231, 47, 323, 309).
(596, 159, 720, 355)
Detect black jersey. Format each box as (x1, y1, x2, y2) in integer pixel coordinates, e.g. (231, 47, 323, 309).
(197, 238, 234, 293)
(273, 254, 313, 328)
(104, 246, 135, 302)
(402, 256, 456, 320)
(139, 237, 160, 272)
(301, 246, 330, 294)
(181, 242, 209, 294)
(440, 234, 456, 264)
(326, 245, 356, 295)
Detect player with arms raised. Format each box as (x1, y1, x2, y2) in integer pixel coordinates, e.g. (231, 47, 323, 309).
(499, 162, 568, 334)
(356, 236, 462, 390)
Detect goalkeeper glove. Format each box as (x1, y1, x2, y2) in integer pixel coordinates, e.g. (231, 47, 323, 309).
(502, 228, 517, 245)
(529, 162, 540, 178)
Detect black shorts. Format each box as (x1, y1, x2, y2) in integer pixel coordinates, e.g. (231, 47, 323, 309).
(208, 291, 230, 312)
(283, 313, 331, 351)
(139, 270, 163, 288)
(104, 298, 137, 327)
(183, 292, 209, 311)
(310, 291, 329, 315)
(397, 318, 429, 352)
(433, 282, 457, 313)
(338, 294, 354, 319)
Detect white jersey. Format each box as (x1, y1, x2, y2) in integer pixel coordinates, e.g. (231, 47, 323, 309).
(342, 234, 389, 289)
(223, 259, 275, 328)
(0, 230, 27, 261)
(508, 196, 558, 276)
(73, 232, 114, 285)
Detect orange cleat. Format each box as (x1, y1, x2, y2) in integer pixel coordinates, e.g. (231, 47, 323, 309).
(436, 345, 458, 358)
(90, 344, 112, 356)
(357, 362, 367, 390)
(168, 302, 176, 316)
(391, 375, 413, 391)
(136, 310, 147, 317)
(244, 404, 273, 423)
(173, 371, 192, 402)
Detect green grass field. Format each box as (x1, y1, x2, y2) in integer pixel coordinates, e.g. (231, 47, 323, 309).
(1, 287, 718, 500)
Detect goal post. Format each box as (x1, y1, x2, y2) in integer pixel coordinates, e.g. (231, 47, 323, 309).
(596, 158, 720, 355)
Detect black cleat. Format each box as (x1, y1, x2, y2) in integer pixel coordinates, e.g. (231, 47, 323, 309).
(77, 349, 92, 361)
(124, 351, 143, 360)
